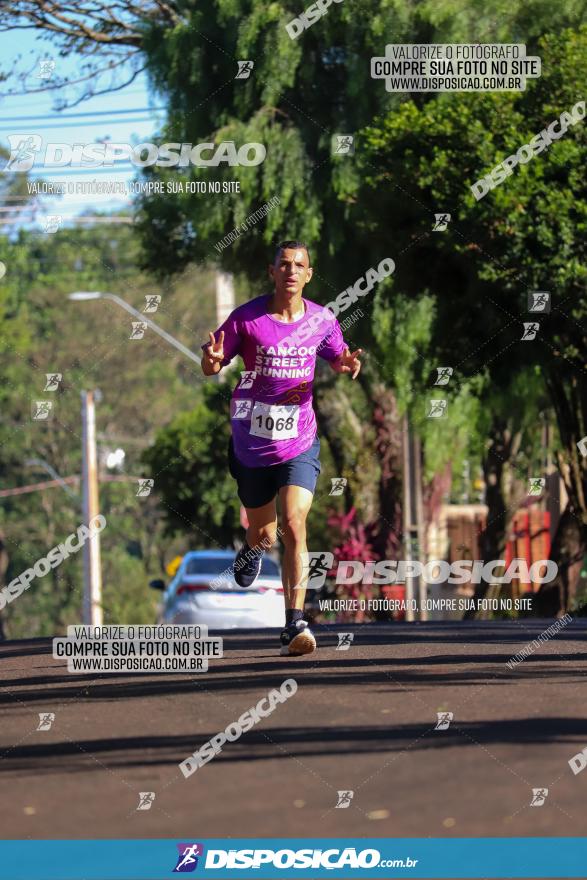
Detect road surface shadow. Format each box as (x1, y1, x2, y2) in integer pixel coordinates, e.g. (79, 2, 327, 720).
(1, 716, 586, 775)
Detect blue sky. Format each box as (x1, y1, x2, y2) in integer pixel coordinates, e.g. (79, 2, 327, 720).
(0, 27, 166, 226)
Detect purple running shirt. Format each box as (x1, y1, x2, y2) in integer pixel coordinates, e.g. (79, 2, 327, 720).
(203, 294, 346, 467)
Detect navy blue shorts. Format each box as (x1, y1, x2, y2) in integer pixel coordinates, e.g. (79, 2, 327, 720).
(228, 435, 321, 509)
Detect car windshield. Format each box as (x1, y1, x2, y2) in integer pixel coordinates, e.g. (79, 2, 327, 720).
(185, 554, 280, 578)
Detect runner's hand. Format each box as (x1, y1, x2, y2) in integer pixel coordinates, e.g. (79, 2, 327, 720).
(202, 330, 225, 374)
(331, 347, 362, 380)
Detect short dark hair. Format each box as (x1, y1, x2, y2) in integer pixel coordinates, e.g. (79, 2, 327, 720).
(275, 240, 311, 266)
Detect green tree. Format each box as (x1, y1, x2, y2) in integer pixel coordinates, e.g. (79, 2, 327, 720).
(0, 224, 219, 636)
(353, 27, 587, 609)
(130, 1, 587, 575)
(142, 379, 239, 546)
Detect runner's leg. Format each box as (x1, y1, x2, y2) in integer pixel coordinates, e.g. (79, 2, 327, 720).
(244, 499, 278, 555)
(278, 484, 313, 611)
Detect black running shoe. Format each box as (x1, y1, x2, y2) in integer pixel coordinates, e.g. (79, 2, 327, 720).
(233, 542, 264, 588)
(280, 619, 316, 656)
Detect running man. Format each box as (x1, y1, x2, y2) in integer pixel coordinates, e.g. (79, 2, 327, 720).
(201, 241, 361, 655)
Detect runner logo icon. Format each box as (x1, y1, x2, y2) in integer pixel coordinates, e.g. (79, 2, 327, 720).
(528, 291, 550, 313)
(37, 712, 55, 730)
(329, 477, 347, 495)
(3, 134, 42, 172)
(521, 322, 539, 340)
(434, 711, 453, 730)
(238, 372, 257, 390)
(297, 551, 334, 590)
(232, 399, 253, 419)
(530, 788, 548, 806)
(432, 213, 451, 231)
(434, 367, 453, 386)
(173, 843, 204, 872)
(336, 790, 354, 808)
(236, 60, 254, 79)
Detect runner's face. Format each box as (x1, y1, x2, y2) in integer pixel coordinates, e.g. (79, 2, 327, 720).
(269, 248, 312, 298)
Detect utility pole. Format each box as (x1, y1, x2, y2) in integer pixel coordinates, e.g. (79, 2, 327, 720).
(402, 416, 427, 621)
(413, 430, 427, 621)
(215, 271, 235, 327)
(215, 273, 235, 384)
(402, 416, 416, 622)
(81, 391, 103, 625)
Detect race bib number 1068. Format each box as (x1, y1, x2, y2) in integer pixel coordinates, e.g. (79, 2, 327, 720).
(249, 402, 300, 440)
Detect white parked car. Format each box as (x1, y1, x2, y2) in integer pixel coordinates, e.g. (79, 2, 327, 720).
(149, 549, 284, 629)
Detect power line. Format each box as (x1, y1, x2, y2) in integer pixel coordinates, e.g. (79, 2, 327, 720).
(14, 166, 135, 175)
(1, 119, 156, 131)
(0, 474, 144, 499)
(0, 107, 165, 122)
(0, 217, 133, 226)
(0, 88, 151, 111)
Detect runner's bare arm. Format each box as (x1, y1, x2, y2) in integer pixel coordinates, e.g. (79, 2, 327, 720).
(201, 331, 225, 376)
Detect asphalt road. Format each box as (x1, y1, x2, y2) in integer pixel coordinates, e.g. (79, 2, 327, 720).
(1, 620, 586, 855)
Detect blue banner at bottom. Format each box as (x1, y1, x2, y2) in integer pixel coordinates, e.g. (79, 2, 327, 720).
(0, 838, 585, 879)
